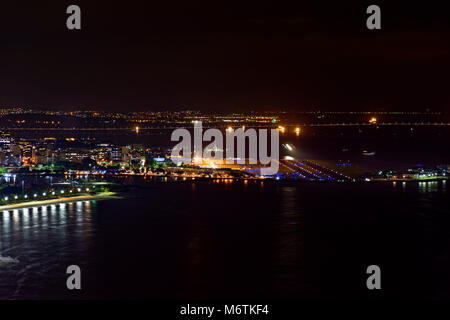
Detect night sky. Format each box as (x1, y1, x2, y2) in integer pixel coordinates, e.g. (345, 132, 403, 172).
(0, 1, 449, 112)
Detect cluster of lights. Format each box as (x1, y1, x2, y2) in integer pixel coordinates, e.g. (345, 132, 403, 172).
(306, 160, 352, 180)
(278, 160, 307, 179)
(2, 187, 94, 203)
(280, 159, 353, 181)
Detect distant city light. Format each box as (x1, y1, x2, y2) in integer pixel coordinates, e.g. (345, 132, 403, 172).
(369, 117, 377, 124)
(226, 126, 233, 133)
(135, 126, 140, 133)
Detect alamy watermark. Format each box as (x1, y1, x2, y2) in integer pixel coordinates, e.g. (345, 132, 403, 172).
(170, 121, 280, 175)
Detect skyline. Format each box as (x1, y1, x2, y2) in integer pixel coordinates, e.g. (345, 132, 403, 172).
(0, 2, 449, 112)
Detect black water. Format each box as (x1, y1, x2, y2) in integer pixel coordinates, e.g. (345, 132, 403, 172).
(1, 180, 449, 299)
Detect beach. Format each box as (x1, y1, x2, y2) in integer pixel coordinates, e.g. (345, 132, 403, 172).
(0, 192, 120, 210)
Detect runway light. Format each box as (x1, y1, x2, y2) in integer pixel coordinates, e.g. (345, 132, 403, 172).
(42, 192, 46, 196)
(60, 190, 64, 194)
(33, 194, 37, 197)
(14, 195, 18, 199)
(24, 195, 28, 199)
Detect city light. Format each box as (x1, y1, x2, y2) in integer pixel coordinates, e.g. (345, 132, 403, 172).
(295, 127, 301, 135)
(369, 117, 377, 124)
(278, 126, 285, 133)
(135, 126, 140, 133)
(226, 126, 233, 133)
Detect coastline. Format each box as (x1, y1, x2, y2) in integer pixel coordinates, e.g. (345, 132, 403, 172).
(0, 192, 121, 211)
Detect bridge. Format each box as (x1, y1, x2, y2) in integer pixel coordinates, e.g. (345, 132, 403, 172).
(0, 122, 449, 131)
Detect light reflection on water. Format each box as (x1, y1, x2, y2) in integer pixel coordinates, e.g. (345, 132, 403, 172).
(0, 201, 94, 299)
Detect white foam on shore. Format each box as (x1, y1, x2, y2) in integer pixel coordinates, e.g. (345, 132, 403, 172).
(0, 255, 19, 264)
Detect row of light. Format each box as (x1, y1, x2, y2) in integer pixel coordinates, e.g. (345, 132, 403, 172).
(225, 126, 301, 134)
(3, 187, 91, 202)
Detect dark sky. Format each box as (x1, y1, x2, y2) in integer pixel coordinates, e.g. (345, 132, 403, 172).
(0, 1, 449, 112)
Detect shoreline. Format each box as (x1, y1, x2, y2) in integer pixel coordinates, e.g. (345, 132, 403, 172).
(0, 192, 121, 211)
